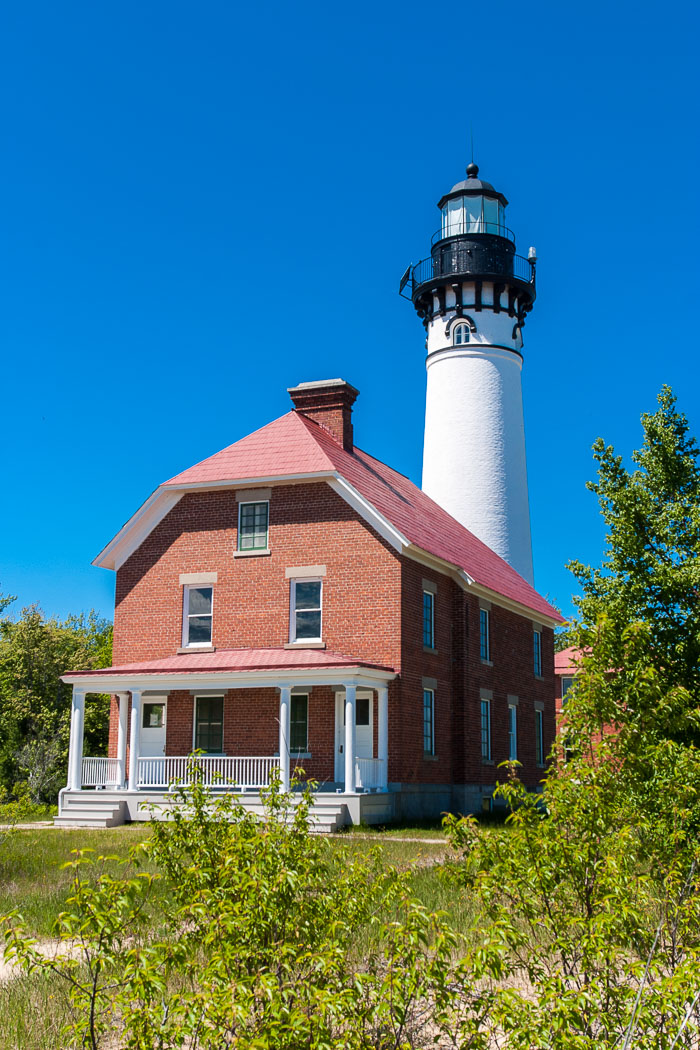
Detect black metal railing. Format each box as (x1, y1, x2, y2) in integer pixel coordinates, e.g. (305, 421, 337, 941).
(411, 250, 534, 292)
(431, 221, 515, 245)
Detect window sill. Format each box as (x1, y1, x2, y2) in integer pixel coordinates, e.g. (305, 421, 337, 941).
(482, 758, 495, 765)
(234, 548, 271, 558)
(423, 645, 438, 654)
(290, 752, 312, 760)
(178, 645, 216, 654)
(481, 659, 493, 667)
(534, 674, 544, 681)
(284, 641, 326, 649)
(423, 753, 439, 762)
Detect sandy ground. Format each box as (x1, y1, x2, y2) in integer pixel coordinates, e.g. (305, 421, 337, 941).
(0, 938, 83, 983)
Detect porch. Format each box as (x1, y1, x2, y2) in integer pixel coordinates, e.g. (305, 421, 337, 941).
(59, 647, 396, 827)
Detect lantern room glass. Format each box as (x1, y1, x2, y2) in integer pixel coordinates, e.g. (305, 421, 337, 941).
(441, 196, 506, 238)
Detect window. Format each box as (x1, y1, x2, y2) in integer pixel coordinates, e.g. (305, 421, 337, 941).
(453, 323, 470, 346)
(290, 578, 322, 642)
(423, 689, 435, 755)
(182, 586, 213, 647)
(422, 590, 435, 648)
(479, 608, 490, 662)
(194, 696, 224, 753)
(238, 501, 269, 551)
(508, 703, 518, 760)
(480, 698, 491, 761)
(533, 629, 542, 676)
(561, 676, 574, 705)
(535, 708, 544, 766)
(290, 694, 308, 753)
(142, 703, 164, 729)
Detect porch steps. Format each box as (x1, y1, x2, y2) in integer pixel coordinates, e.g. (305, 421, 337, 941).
(55, 795, 127, 828)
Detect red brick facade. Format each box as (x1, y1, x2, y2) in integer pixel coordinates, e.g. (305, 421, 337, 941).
(107, 477, 555, 803)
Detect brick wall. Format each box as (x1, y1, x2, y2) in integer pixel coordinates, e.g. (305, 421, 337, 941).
(113, 482, 403, 668)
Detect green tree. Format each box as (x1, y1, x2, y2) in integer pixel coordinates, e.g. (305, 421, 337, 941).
(0, 594, 112, 799)
(568, 386, 700, 712)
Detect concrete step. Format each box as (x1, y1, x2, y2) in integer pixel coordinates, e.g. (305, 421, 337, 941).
(55, 800, 126, 828)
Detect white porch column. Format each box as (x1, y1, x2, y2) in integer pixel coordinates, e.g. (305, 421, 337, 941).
(68, 687, 86, 791)
(127, 688, 143, 790)
(116, 692, 129, 789)
(377, 685, 389, 790)
(278, 685, 291, 792)
(344, 684, 357, 794)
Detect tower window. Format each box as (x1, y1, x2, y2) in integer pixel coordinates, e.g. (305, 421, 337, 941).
(453, 323, 470, 346)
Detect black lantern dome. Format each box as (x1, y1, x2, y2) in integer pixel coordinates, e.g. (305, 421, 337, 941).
(400, 163, 536, 327)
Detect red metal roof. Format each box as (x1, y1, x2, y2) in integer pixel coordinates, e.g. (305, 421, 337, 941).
(164, 411, 561, 622)
(554, 646, 581, 674)
(69, 646, 395, 678)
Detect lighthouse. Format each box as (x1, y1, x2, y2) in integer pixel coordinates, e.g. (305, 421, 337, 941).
(401, 163, 537, 585)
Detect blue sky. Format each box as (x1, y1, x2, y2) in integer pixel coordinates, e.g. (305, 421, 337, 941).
(1, 0, 698, 623)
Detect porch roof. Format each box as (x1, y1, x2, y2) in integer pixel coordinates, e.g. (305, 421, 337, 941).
(62, 646, 396, 691)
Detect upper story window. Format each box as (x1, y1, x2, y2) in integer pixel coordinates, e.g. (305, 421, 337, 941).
(561, 676, 574, 706)
(453, 323, 470, 346)
(290, 578, 322, 643)
(422, 590, 435, 648)
(238, 501, 269, 552)
(533, 629, 542, 676)
(182, 585, 213, 647)
(423, 688, 435, 755)
(479, 608, 490, 662)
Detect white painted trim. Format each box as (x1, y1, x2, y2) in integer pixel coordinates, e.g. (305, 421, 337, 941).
(181, 584, 214, 648)
(167, 471, 334, 492)
(288, 577, 323, 644)
(327, 476, 407, 553)
(93, 488, 183, 571)
(61, 666, 396, 692)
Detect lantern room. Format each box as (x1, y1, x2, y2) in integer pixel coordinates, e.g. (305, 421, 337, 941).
(436, 162, 511, 242)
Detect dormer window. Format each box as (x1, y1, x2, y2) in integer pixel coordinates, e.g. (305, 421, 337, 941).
(453, 323, 470, 346)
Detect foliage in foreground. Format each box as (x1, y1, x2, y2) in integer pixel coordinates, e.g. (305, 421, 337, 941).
(2, 775, 460, 1049)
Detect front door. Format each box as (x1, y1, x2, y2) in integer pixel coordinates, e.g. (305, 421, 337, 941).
(334, 691, 373, 782)
(141, 699, 167, 758)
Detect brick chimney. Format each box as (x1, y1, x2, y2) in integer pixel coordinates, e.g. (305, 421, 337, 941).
(288, 379, 359, 453)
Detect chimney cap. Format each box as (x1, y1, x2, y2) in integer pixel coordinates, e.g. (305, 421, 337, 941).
(287, 378, 359, 399)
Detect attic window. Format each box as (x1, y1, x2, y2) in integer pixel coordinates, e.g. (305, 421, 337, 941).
(238, 501, 269, 552)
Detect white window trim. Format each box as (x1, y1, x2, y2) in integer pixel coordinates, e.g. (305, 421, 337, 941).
(237, 499, 270, 553)
(289, 577, 323, 644)
(192, 694, 225, 755)
(182, 584, 214, 649)
(423, 687, 435, 755)
(453, 322, 471, 346)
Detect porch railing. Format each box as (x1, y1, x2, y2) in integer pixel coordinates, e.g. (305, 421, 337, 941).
(82, 757, 121, 787)
(355, 756, 385, 791)
(136, 755, 281, 790)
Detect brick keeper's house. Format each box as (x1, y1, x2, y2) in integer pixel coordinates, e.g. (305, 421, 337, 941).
(57, 379, 561, 830)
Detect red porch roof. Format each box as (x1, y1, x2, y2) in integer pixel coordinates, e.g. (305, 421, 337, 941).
(68, 646, 396, 678)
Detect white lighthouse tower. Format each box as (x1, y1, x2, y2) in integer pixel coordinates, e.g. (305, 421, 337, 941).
(401, 163, 537, 585)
